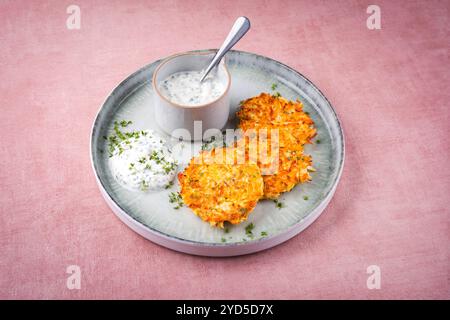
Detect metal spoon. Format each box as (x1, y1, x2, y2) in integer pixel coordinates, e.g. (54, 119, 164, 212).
(200, 16, 251, 82)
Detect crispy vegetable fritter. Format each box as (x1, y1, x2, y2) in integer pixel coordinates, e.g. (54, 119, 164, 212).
(179, 92, 317, 227)
(178, 147, 264, 228)
(237, 93, 316, 199)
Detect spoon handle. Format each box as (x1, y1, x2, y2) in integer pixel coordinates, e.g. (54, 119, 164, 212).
(200, 16, 251, 82)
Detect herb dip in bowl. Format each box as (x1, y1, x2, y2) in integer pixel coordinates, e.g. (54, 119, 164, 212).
(152, 51, 231, 141)
(158, 70, 227, 106)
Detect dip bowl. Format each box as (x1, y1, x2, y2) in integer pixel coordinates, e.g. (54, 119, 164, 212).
(152, 51, 231, 141)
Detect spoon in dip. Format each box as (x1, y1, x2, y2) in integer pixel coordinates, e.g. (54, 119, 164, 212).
(200, 16, 251, 82)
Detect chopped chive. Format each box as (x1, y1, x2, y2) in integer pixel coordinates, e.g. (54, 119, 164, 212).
(140, 180, 149, 191)
(245, 223, 254, 237)
(138, 157, 146, 164)
(106, 120, 142, 155)
(120, 120, 132, 127)
(169, 192, 183, 209)
(165, 181, 174, 189)
(273, 199, 285, 209)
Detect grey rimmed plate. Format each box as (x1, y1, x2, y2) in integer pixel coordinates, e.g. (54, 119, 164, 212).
(90, 50, 344, 256)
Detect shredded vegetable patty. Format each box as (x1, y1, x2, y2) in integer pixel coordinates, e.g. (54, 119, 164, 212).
(179, 92, 317, 226)
(178, 147, 264, 227)
(237, 93, 316, 199)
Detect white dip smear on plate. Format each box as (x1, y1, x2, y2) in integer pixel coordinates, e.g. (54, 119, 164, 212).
(109, 129, 177, 192)
(158, 70, 226, 106)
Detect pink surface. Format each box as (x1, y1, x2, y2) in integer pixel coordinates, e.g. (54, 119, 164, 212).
(0, 0, 449, 299)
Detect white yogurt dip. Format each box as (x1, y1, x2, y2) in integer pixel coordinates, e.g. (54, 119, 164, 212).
(158, 70, 226, 106)
(109, 130, 177, 192)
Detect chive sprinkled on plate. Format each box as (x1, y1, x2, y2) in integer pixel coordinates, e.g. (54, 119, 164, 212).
(120, 120, 132, 127)
(273, 199, 285, 209)
(169, 192, 184, 209)
(141, 180, 149, 191)
(245, 223, 254, 238)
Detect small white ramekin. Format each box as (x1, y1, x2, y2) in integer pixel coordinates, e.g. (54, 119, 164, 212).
(152, 51, 231, 141)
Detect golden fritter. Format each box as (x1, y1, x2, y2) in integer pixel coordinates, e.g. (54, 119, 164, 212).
(237, 93, 316, 199)
(237, 93, 317, 146)
(261, 150, 313, 199)
(178, 147, 264, 228)
(238, 136, 313, 199)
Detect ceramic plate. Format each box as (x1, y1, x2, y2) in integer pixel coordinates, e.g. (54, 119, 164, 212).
(90, 50, 344, 256)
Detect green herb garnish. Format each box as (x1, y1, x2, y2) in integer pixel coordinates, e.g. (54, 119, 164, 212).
(169, 192, 183, 209)
(271, 83, 278, 90)
(245, 223, 254, 238)
(273, 199, 284, 209)
(106, 120, 141, 157)
(120, 120, 132, 127)
(165, 181, 174, 189)
(303, 196, 309, 201)
(140, 180, 149, 191)
(138, 157, 146, 164)
(163, 162, 177, 174)
(261, 231, 268, 237)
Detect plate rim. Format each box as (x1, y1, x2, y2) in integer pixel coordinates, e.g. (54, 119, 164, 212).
(89, 49, 345, 256)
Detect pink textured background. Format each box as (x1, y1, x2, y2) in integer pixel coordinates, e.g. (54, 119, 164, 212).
(0, 0, 449, 299)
